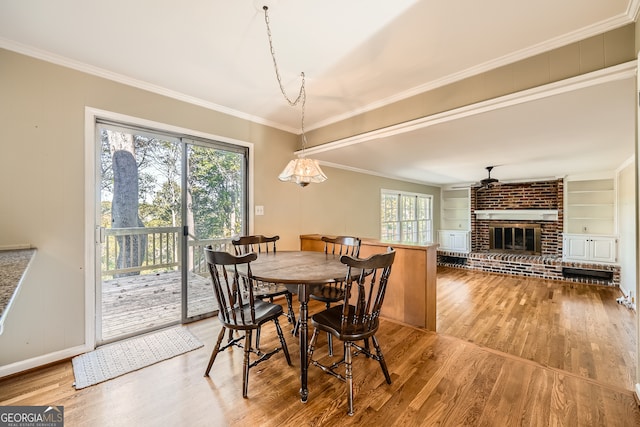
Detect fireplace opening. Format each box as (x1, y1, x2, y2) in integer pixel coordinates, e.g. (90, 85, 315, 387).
(489, 223, 541, 255)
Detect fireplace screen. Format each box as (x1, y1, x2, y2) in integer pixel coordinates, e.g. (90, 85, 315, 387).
(489, 223, 541, 255)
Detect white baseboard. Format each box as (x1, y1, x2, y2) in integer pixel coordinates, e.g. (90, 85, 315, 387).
(636, 383, 640, 405)
(0, 344, 91, 378)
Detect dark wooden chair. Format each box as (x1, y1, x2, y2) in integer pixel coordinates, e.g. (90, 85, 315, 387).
(232, 235, 296, 346)
(306, 236, 361, 355)
(203, 247, 292, 398)
(307, 248, 396, 415)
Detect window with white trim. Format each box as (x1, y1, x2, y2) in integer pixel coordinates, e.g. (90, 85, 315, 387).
(381, 190, 433, 244)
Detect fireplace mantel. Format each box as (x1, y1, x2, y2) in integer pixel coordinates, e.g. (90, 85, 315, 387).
(474, 209, 559, 221)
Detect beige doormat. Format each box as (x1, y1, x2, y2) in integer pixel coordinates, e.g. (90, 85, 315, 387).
(72, 326, 203, 389)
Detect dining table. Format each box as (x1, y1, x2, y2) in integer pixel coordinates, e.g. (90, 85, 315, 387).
(246, 250, 349, 403)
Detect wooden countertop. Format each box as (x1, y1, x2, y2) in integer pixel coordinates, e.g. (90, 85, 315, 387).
(0, 248, 35, 334)
(300, 234, 439, 251)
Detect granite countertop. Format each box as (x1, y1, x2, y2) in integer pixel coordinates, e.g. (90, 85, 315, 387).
(0, 248, 36, 332)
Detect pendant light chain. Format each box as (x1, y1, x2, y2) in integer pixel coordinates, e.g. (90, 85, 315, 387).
(263, 6, 309, 149)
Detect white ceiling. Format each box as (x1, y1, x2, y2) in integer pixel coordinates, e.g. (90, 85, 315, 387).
(0, 0, 637, 186)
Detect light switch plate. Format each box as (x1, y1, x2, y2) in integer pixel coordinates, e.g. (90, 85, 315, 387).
(255, 205, 264, 216)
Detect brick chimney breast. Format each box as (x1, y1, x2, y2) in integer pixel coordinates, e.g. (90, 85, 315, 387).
(471, 179, 563, 256)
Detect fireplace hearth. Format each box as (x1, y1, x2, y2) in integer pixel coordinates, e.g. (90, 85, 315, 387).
(489, 223, 541, 255)
(437, 179, 620, 286)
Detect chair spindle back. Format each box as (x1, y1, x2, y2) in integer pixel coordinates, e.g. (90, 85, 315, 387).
(322, 236, 361, 257)
(205, 247, 258, 326)
(339, 248, 395, 332)
(232, 235, 279, 256)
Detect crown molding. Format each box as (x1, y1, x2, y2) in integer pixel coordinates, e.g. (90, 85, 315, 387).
(629, 0, 640, 21)
(0, 37, 299, 135)
(307, 12, 637, 132)
(616, 155, 635, 173)
(314, 160, 433, 187)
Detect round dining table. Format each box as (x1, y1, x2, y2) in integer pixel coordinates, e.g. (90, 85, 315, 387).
(247, 250, 348, 403)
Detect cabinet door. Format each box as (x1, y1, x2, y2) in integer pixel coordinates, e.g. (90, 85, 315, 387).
(590, 237, 616, 263)
(451, 232, 468, 252)
(563, 234, 617, 263)
(564, 236, 590, 260)
(438, 230, 468, 252)
(438, 231, 451, 249)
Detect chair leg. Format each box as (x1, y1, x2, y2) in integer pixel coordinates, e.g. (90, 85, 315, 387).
(273, 318, 292, 365)
(292, 319, 300, 337)
(307, 328, 320, 367)
(255, 326, 262, 350)
(325, 302, 334, 357)
(285, 292, 296, 325)
(205, 327, 227, 376)
(242, 330, 252, 398)
(371, 335, 391, 384)
(345, 341, 354, 416)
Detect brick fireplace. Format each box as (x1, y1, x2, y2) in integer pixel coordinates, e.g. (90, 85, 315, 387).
(438, 179, 620, 286)
(489, 223, 541, 254)
(472, 180, 563, 255)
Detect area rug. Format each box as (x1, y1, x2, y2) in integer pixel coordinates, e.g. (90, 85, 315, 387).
(72, 327, 203, 389)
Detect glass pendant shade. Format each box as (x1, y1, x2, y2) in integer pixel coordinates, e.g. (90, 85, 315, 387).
(278, 158, 328, 187)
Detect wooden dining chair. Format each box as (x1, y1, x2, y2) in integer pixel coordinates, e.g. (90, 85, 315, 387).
(232, 235, 296, 346)
(307, 248, 395, 415)
(307, 236, 361, 356)
(203, 247, 292, 398)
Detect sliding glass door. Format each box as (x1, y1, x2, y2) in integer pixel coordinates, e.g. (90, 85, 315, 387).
(96, 122, 247, 344)
(183, 138, 247, 320)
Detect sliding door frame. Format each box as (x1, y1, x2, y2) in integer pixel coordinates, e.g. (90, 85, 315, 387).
(84, 107, 254, 350)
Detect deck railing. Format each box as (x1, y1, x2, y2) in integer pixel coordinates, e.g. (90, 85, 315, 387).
(189, 238, 233, 275)
(102, 227, 232, 277)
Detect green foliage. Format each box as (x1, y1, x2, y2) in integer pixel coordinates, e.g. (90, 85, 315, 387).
(188, 145, 243, 239)
(100, 125, 246, 276)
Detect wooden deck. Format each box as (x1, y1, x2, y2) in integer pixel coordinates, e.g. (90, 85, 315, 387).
(101, 270, 216, 341)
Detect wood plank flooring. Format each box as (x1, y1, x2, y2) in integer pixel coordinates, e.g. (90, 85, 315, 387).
(437, 267, 637, 390)
(1, 269, 638, 425)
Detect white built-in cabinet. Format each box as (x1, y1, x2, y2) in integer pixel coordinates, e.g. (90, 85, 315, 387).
(438, 230, 470, 253)
(439, 188, 470, 252)
(563, 234, 617, 263)
(563, 178, 617, 263)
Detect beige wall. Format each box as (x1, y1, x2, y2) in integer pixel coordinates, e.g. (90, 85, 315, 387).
(260, 166, 440, 249)
(636, 19, 640, 55)
(0, 48, 436, 371)
(617, 159, 636, 298)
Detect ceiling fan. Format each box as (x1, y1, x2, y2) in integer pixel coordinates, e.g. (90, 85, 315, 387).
(475, 166, 500, 189)
(448, 165, 502, 190)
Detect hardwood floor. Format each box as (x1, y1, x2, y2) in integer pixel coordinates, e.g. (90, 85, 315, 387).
(1, 271, 639, 426)
(437, 266, 637, 390)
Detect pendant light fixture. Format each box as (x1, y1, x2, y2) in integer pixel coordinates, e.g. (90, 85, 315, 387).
(262, 5, 327, 187)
